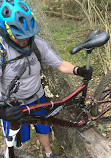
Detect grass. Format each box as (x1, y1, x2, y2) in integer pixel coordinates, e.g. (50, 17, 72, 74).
(48, 18, 85, 63)
(47, 17, 104, 76)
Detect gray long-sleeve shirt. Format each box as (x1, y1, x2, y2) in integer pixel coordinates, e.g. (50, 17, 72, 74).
(0, 35, 63, 101)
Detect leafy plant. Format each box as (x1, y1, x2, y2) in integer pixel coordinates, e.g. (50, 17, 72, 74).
(74, 0, 111, 74)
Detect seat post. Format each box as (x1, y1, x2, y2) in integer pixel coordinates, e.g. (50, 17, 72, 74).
(86, 49, 92, 70)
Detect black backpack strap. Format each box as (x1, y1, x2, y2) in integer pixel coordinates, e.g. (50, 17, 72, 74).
(1, 41, 42, 72)
(33, 42, 42, 67)
(4, 55, 24, 63)
(0, 41, 7, 71)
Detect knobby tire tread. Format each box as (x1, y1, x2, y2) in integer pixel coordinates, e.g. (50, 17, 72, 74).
(94, 71, 111, 100)
(91, 71, 111, 122)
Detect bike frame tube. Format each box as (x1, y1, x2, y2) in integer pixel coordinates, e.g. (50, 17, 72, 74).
(20, 84, 111, 124)
(10, 82, 88, 129)
(11, 82, 111, 126)
(22, 83, 88, 114)
(91, 99, 111, 120)
(93, 100, 111, 105)
(91, 106, 111, 120)
(12, 117, 86, 128)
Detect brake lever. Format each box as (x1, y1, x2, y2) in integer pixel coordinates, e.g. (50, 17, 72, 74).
(10, 81, 20, 95)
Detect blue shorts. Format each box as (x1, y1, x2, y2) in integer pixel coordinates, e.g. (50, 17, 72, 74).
(1, 95, 51, 143)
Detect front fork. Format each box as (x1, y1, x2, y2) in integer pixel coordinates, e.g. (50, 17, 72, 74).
(4, 123, 21, 158)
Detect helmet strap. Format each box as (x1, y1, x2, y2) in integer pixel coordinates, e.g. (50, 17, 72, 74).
(4, 36, 34, 56)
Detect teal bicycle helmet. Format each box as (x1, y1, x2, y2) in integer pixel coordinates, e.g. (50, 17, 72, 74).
(0, 0, 40, 56)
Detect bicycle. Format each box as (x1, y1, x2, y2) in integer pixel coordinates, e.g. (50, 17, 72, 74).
(0, 29, 110, 158)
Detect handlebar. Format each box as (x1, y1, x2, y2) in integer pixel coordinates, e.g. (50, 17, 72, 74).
(70, 30, 110, 54)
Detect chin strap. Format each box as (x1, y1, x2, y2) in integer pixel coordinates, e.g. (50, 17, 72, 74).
(4, 36, 34, 56)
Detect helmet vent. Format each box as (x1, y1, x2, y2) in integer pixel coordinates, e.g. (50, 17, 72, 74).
(18, 2, 29, 12)
(10, 25, 19, 31)
(0, 0, 3, 8)
(31, 18, 34, 28)
(19, 17, 28, 30)
(2, 6, 11, 18)
(16, 34, 21, 37)
(19, 17, 24, 24)
(6, 0, 14, 5)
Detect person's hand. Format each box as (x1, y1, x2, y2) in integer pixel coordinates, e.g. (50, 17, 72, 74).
(0, 106, 23, 122)
(73, 66, 93, 80)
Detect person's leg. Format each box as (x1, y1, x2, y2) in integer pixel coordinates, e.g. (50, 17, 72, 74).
(38, 133, 51, 153)
(32, 95, 53, 157)
(20, 124, 30, 143)
(35, 123, 52, 157)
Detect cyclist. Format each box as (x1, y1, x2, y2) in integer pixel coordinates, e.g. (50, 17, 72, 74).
(0, 0, 92, 158)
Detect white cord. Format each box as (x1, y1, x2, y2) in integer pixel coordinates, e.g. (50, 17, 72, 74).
(25, 105, 31, 114)
(50, 101, 54, 109)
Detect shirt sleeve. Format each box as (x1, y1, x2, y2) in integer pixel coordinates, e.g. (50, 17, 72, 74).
(34, 36, 63, 68)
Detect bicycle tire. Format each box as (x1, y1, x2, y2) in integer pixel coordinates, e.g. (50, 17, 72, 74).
(91, 71, 111, 122)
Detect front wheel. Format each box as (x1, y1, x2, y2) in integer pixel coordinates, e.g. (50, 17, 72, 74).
(91, 71, 111, 122)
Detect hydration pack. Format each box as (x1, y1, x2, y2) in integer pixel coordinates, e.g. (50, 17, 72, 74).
(0, 41, 42, 73)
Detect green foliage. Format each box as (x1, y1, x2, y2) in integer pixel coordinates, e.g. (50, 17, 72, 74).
(47, 17, 103, 76)
(41, 0, 82, 17)
(103, 0, 110, 3)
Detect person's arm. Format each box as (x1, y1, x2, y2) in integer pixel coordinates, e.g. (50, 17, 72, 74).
(57, 60, 93, 80)
(57, 60, 77, 74)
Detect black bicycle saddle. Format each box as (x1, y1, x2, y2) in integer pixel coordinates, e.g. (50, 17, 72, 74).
(70, 30, 110, 54)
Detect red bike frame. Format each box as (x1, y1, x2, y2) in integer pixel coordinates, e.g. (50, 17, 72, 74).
(11, 82, 88, 130)
(11, 81, 111, 130)
(22, 84, 87, 114)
